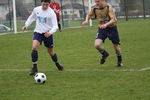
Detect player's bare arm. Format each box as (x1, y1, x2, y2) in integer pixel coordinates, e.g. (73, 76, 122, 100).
(21, 26, 28, 31)
(82, 15, 90, 25)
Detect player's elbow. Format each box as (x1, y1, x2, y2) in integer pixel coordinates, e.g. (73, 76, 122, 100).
(111, 18, 117, 24)
(114, 18, 117, 22)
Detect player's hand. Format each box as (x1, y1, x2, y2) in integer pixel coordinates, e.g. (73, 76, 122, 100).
(81, 21, 88, 25)
(56, 10, 60, 13)
(44, 32, 51, 38)
(22, 26, 28, 31)
(99, 24, 107, 29)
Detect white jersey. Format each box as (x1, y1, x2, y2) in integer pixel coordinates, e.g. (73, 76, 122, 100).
(25, 6, 58, 34)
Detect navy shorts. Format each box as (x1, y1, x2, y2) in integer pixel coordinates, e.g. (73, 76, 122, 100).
(96, 26, 120, 44)
(33, 32, 54, 48)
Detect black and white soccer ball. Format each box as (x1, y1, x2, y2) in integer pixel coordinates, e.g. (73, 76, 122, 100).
(34, 73, 47, 84)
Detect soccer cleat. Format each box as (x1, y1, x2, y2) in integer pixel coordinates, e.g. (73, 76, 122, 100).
(29, 67, 38, 76)
(117, 62, 124, 67)
(100, 52, 109, 64)
(55, 63, 64, 71)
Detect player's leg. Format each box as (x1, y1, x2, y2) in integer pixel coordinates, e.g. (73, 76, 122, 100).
(108, 26, 123, 67)
(95, 39, 109, 64)
(47, 48, 64, 71)
(95, 28, 109, 64)
(57, 18, 61, 31)
(44, 35, 64, 71)
(30, 40, 40, 75)
(113, 44, 123, 67)
(30, 32, 42, 75)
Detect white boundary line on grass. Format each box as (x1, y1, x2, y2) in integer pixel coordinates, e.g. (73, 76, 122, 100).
(0, 67, 150, 72)
(0, 26, 88, 36)
(0, 33, 11, 36)
(139, 67, 150, 71)
(0, 31, 33, 36)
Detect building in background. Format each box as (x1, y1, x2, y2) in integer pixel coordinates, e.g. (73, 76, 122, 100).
(60, 0, 88, 20)
(62, 2, 88, 20)
(106, 0, 120, 12)
(0, 0, 9, 22)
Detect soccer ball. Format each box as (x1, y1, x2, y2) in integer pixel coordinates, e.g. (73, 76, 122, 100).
(34, 73, 47, 84)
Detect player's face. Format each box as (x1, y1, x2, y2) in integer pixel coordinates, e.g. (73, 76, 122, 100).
(95, 0, 103, 6)
(41, 2, 50, 10)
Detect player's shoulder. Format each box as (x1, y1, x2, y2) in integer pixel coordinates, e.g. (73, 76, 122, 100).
(33, 6, 42, 11)
(48, 7, 54, 11)
(91, 5, 99, 11)
(106, 3, 113, 9)
(91, 5, 99, 9)
(48, 7, 55, 14)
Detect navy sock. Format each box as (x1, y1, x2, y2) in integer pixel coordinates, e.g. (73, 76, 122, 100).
(99, 49, 108, 55)
(51, 54, 58, 63)
(31, 50, 38, 68)
(33, 64, 37, 69)
(116, 53, 122, 63)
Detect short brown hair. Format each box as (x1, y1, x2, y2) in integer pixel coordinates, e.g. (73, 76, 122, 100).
(41, 0, 50, 3)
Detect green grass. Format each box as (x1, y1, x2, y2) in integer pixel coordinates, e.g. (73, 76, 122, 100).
(0, 19, 150, 100)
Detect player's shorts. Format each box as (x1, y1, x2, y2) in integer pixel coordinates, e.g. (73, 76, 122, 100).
(33, 32, 54, 48)
(96, 26, 120, 44)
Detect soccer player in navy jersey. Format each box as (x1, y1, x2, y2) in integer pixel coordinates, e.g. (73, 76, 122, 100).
(82, 0, 123, 67)
(22, 0, 64, 75)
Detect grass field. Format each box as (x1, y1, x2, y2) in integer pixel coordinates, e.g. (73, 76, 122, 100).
(0, 19, 150, 100)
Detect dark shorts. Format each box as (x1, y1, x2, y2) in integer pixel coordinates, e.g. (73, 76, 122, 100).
(96, 26, 120, 44)
(33, 32, 54, 48)
(57, 18, 60, 22)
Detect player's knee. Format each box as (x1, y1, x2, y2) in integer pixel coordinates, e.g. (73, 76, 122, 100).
(95, 39, 103, 48)
(95, 42, 102, 49)
(32, 40, 40, 50)
(32, 44, 39, 50)
(95, 44, 99, 49)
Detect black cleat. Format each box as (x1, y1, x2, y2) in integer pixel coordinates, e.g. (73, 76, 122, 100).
(117, 62, 124, 67)
(100, 52, 109, 64)
(55, 63, 64, 71)
(29, 67, 38, 76)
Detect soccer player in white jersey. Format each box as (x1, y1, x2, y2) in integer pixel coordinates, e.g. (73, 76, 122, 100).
(22, 0, 64, 75)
